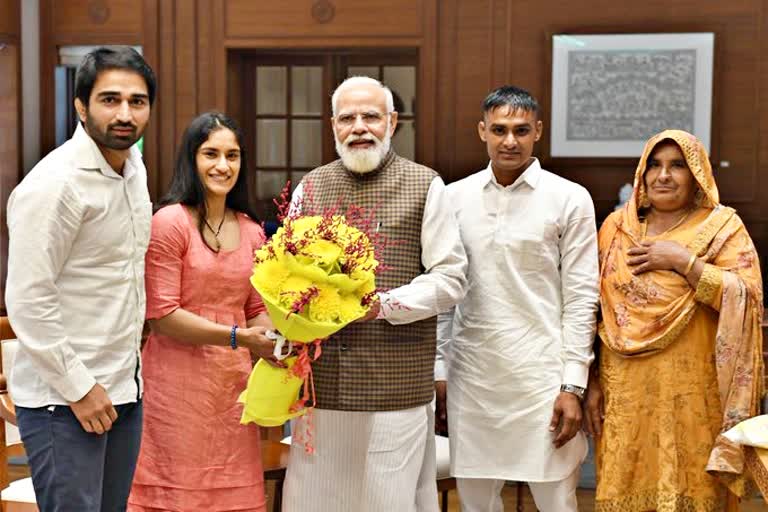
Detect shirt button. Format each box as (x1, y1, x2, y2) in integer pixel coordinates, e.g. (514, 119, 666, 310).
(340, 344, 349, 352)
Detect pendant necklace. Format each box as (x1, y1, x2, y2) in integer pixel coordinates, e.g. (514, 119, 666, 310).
(203, 213, 226, 252)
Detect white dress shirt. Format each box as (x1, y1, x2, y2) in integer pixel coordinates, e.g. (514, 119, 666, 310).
(5, 123, 151, 407)
(292, 176, 467, 324)
(437, 159, 599, 481)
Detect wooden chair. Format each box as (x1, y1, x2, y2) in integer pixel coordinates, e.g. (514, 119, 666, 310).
(0, 317, 37, 512)
(260, 432, 290, 512)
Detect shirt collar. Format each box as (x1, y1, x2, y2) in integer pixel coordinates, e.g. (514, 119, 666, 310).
(71, 123, 141, 180)
(482, 158, 543, 190)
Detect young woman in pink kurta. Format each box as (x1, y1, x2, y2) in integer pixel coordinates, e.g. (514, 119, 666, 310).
(128, 112, 280, 512)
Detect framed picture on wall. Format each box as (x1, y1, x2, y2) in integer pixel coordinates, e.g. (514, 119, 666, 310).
(550, 33, 714, 157)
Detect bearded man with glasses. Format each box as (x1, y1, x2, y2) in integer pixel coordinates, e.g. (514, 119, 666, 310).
(283, 76, 468, 512)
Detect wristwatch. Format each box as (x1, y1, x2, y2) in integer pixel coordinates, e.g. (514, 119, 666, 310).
(560, 384, 586, 401)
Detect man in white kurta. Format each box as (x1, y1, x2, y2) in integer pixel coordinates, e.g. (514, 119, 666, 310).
(436, 86, 599, 511)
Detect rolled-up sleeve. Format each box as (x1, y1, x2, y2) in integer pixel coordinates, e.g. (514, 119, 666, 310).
(5, 178, 95, 402)
(559, 188, 599, 389)
(379, 177, 468, 324)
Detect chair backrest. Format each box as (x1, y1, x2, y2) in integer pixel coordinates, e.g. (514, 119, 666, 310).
(0, 316, 15, 490)
(1, 340, 20, 446)
(0, 318, 18, 428)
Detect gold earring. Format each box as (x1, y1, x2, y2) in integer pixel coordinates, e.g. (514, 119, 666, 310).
(638, 189, 650, 208)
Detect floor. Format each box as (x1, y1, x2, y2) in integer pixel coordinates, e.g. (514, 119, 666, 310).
(440, 483, 768, 512)
(11, 466, 768, 511)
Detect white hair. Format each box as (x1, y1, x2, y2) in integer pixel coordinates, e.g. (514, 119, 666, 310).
(331, 76, 395, 116)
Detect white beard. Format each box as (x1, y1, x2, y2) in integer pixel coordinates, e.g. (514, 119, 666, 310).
(334, 123, 392, 174)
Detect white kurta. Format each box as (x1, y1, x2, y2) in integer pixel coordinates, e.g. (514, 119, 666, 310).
(284, 171, 468, 511)
(437, 159, 599, 482)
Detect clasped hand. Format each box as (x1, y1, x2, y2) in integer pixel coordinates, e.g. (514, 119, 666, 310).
(238, 326, 289, 368)
(626, 240, 690, 275)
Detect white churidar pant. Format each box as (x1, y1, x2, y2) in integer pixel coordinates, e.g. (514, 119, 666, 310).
(456, 466, 580, 512)
(282, 405, 438, 512)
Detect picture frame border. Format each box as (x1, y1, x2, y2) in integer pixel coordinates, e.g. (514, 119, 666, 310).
(549, 32, 715, 158)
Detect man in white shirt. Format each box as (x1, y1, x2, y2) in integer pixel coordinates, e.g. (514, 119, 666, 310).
(436, 85, 599, 511)
(5, 47, 155, 512)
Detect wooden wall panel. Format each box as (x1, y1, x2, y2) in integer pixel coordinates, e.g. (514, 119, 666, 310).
(141, 0, 160, 201)
(760, 0, 768, 222)
(516, 0, 764, 241)
(0, 2, 20, 312)
(29, 0, 768, 273)
(443, 0, 494, 181)
(436, 1, 767, 217)
(753, 0, 768, 277)
(0, 0, 20, 37)
(173, 1, 197, 143)
(49, 0, 142, 37)
(434, 0, 768, 286)
(151, 0, 227, 197)
(196, 0, 227, 112)
(225, 0, 423, 38)
(153, 0, 179, 197)
(435, 0, 458, 178)
(418, 0, 438, 167)
(40, 0, 147, 156)
(196, 0, 213, 114)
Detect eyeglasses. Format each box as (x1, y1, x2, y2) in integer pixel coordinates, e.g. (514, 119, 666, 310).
(334, 111, 392, 127)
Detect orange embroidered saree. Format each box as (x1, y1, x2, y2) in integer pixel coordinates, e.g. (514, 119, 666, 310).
(595, 130, 764, 512)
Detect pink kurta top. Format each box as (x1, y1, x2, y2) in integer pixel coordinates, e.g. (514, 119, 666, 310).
(129, 203, 266, 512)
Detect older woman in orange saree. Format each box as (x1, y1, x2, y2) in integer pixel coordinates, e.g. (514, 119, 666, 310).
(584, 129, 764, 511)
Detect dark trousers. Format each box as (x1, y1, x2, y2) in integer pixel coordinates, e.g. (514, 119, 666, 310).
(16, 400, 143, 512)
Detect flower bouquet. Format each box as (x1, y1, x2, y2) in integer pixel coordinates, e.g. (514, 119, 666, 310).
(238, 183, 382, 436)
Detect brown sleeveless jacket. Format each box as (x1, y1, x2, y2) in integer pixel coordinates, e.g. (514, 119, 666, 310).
(301, 151, 438, 411)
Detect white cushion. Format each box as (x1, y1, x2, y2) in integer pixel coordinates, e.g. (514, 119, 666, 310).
(435, 435, 451, 480)
(1, 339, 21, 447)
(1, 477, 36, 503)
(2, 339, 19, 374)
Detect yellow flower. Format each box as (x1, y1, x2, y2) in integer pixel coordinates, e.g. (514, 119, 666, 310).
(351, 268, 376, 284)
(338, 293, 366, 323)
(250, 213, 379, 338)
(284, 252, 331, 284)
(254, 243, 277, 262)
(308, 284, 342, 323)
(251, 259, 290, 300)
(355, 275, 376, 299)
(278, 275, 314, 308)
(301, 239, 342, 270)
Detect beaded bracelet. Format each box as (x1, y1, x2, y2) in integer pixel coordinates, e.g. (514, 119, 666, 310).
(230, 324, 238, 350)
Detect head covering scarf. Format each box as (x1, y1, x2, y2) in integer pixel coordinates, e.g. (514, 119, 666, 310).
(598, 129, 764, 495)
